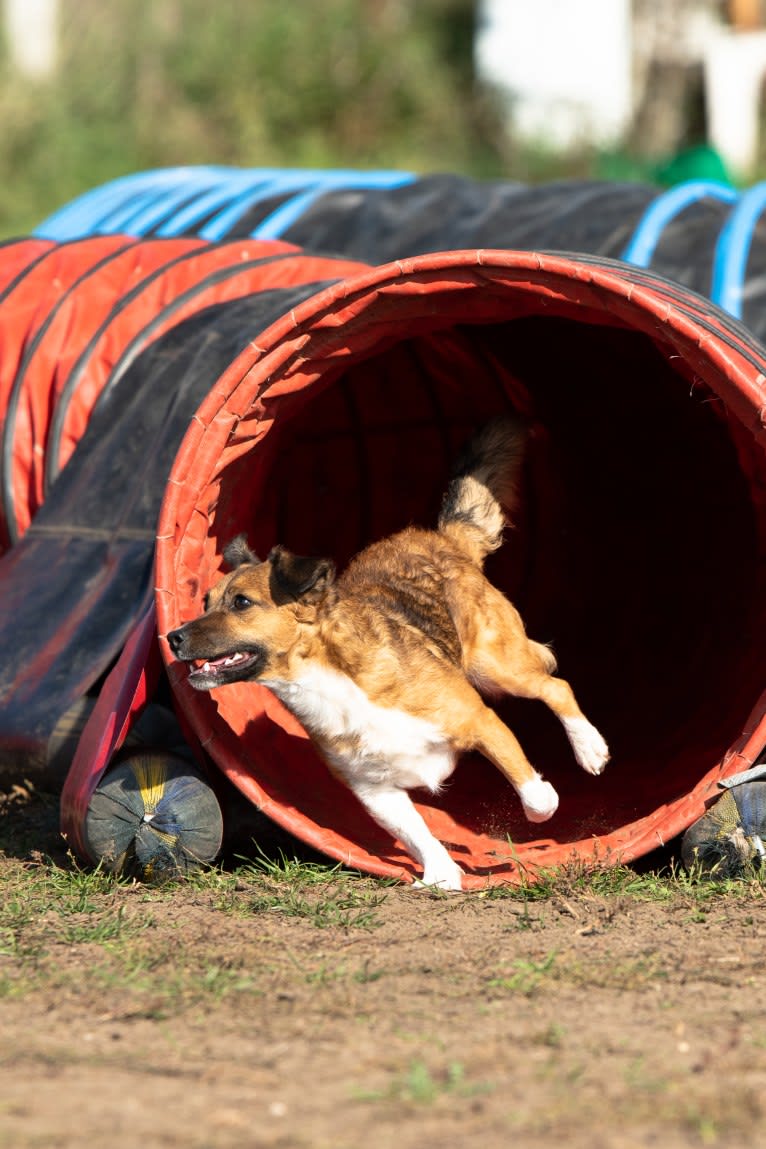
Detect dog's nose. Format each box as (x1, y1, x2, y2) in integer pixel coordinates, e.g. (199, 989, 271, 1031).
(166, 628, 185, 654)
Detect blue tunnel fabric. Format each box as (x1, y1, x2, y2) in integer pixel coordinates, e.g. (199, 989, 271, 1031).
(36, 167, 416, 242)
(620, 180, 739, 267)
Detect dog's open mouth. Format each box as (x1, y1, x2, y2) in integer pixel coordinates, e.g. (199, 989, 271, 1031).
(187, 650, 262, 688)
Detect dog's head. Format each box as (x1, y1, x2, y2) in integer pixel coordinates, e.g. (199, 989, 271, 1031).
(166, 536, 335, 691)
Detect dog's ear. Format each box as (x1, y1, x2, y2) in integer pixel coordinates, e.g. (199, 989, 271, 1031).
(222, 535, 258, 569)
(268, 545, 336, 603)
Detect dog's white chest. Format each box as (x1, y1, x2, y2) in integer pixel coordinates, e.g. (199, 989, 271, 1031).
(262, 664, 456, 792)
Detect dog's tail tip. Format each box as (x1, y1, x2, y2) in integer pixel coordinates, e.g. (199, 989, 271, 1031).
(438, 415, 529, 561)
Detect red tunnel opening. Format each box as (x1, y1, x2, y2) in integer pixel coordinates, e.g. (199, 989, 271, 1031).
(156, 251, 766, 886)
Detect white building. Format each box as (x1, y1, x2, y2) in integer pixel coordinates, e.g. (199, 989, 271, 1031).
(476, 0, 766, 177)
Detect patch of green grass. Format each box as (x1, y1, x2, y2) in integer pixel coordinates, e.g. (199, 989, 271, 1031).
(487, 950, 558, 997)
(0, 848, 387, 1013)
(229, 852, 389, 930)
(356, 1059, 494, 1106)
(536, 1022, 565, 1048)
(486, 943, 672, 996)
(59, 903, 142, 945)
(45, 862, 123, 909)
(0, 857, 146, 964)
(624, 1055, 669, 1096)
(570, 954, 670, 991)
(352, 961, 385, 985)
(479, 855, 766, 908)
(27, 939, 264, 1019)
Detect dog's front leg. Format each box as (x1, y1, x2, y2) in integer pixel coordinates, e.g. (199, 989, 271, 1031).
(350, 782, 464, 891)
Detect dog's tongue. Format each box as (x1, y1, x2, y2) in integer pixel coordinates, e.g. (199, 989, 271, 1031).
(193, 652, 248, 675)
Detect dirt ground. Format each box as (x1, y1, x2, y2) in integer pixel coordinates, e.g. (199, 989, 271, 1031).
(1, 783, 765, 1149)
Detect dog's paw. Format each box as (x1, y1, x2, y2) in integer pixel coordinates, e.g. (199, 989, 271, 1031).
(519, 776, 559, 822)
(414, 857, 465, 892)
(564, 717, 610, 776)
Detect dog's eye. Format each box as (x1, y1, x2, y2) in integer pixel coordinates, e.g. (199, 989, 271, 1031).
(232, 594, 254, 611)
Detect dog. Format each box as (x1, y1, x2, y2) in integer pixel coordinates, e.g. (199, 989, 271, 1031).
(166, 417, 609, 890)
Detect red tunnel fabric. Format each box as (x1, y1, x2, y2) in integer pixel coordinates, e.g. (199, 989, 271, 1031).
(0, 242, 369, 810)
(154, 249, 766, 888)
(0, 236, 141, 548)
(0, 237, 57, 292)
(6, 237, 205, 540)
(42, 242, 367, 498)
(1, 237, 369, 543)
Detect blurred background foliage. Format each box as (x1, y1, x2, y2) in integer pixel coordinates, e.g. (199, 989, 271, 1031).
(0, 0, 741, 238)
(0, 0, 519, 237)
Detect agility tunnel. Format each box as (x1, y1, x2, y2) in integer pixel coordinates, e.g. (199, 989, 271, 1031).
(3, 168, 766, 885)
(35, 168, 766, 339)
(150, 248, 766, 886)
(0, 233, 367, 788)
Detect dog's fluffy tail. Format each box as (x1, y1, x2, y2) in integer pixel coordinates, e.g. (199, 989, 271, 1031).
(437, 416, 527, 566)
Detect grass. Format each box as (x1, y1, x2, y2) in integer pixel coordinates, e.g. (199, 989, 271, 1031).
(1, 778, 764, 1018)
(1, 830, 763, 961)
(487, 950, 558, 996)
(0, 833, 392, 1012)
(355, 1058, 494, 1106)
(1, 804, 765, 1147)
(0, 842, 759, 1019)
(478, 852, 766, 908)
(0, 0, 511, 239)
(231, 850, 390, 929)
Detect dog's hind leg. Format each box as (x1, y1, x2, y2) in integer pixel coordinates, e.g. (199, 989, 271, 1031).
(523, 671, 606, 772)
(515, 673, 609, 776)
(464, 703, 560, 822)
(452, 577, 609, 776)
(349, 781, 465, 891)
(430, 681, 560, 824)
(469, 628, 609, 776)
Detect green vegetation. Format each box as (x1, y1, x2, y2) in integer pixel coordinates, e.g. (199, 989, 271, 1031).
(0, 838, 762, 1002)
(0, 0, 739, 245)
(0, 2, 756, 241)
(355, 1057, 493, 1104)
(480, 850, 766, 904)
(487, 950, 558, 996)
(0, 0, 510, 238)
(213, 850, 390, 929)
(0, 781, 763, 1017)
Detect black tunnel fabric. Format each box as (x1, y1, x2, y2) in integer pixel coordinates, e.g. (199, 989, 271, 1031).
(37, 172, 766, 340)
(0, 283, 335, 783)
(280, 177, 766, 335)
(281, 176, 658, 265)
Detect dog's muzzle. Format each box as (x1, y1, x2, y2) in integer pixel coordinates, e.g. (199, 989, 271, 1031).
(166, 624, 266, 689)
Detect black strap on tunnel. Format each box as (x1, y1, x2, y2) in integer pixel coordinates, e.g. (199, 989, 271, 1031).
(0, 280, 335, 783)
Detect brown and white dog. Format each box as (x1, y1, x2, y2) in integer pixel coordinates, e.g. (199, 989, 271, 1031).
(167, 418, 609, 889)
